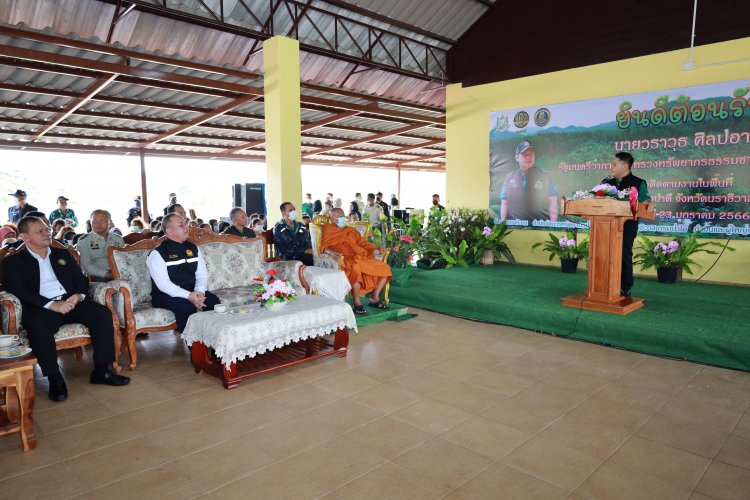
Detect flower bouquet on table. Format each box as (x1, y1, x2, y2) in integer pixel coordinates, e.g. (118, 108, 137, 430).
(531, 232, 589, 273)
(633, 232, 733, 284)
(252, 269, 298, 310)
(571, 184, 633, 201)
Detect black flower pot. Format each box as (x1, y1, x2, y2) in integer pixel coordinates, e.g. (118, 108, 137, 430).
(657, 266, 679, 284)
(560, 258, 579, 273)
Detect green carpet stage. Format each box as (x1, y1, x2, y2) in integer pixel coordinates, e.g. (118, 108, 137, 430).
(346, 297, 410, 328)
(388, 263, 750, 372)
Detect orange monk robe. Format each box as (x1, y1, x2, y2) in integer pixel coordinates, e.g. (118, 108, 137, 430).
(320, 225, 392, 294)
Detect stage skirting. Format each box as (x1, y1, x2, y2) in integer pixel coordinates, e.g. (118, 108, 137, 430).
(388, 264, 750, 372)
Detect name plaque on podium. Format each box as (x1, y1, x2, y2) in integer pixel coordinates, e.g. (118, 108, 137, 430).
(561, 197, 655, 314)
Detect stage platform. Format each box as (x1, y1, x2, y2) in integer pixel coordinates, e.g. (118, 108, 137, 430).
(388, 263, 750, 372)
(346, 297, 410, 328)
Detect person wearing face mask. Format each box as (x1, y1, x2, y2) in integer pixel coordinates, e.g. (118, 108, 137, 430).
(127, 195, 143, 226)
(252, 219, 265, 234)
(320, 208, 391, 315)
(273, 202, 313, 266)
(129, 219, 145, 233)
(431, 194, 445, 211)
(222, 207, 256, 238)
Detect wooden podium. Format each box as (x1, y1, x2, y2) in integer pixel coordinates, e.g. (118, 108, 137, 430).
(561, 197, 655, 314)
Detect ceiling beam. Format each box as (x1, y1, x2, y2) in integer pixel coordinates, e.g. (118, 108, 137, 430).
(221, 110, 359, 154)
(0, 45, 261, 97)
(31, 74, 119, 140)
(353, 139, 445, 161)
(0, 24, 445, 114)
(397, 152, 446, 165)
(0, 139, 445, 171)
(315, 0, 456, 45)
(137, 94, 261, 147)
(0, 49, 443, 125)
(302, 123, 427, 158)
(96, 0, 449, 81)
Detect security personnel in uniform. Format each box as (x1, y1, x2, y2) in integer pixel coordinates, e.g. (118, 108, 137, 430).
(147, 213, 220, 331)
(77, 210, 125, 281)
(500, 140, 559, 222)
(603, 152, 651, 297)
(273, 202, 313, 266)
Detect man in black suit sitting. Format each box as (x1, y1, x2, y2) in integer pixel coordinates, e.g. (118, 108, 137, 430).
(1, 216, 130, 402)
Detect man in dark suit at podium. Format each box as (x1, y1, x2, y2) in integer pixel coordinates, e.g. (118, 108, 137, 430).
(604, 152, 651, 297)
(2, 216, 130, 402)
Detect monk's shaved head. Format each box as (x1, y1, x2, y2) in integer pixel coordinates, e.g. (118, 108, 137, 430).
(330, 208, 345, 219)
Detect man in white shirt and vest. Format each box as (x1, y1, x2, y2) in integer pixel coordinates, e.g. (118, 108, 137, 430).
(2, 216, 130, 402)
(147, 213, 220, 332)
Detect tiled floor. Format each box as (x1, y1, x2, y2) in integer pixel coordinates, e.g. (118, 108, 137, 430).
(2, 308, 750, 499)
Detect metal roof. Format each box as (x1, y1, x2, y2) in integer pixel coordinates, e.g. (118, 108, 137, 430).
(0, 0, 496, 170)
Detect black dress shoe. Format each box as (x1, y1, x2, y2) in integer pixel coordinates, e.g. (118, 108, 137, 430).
(90, 369, 130, 386)
(48, 375, 68, 402)
(620, 288, 632, 297)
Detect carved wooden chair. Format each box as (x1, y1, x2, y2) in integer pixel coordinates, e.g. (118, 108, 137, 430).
(0, 241, 122, 371)
(108, 231, 308, 370)
(308, 221, 390, 303)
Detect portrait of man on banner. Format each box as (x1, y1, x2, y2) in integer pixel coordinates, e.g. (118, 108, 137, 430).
(498, 140, 559, 223)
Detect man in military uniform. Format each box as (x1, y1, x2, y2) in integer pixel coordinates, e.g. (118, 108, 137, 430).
(147, 213, 219, 332)
(222, 207, 256, 238)
(604, 152, 651, 297)
(77, 210, 125, 282)
(273, 202, 313, 266)
(500, 140, 559, 222)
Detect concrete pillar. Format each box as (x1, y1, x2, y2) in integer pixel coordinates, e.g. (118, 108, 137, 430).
(264, 36, 302, 224)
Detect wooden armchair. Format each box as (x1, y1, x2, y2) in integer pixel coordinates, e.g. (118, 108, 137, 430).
(108, 231, 308, 370)
(308, 221, 390, 303)
(0, 241, 122, 370)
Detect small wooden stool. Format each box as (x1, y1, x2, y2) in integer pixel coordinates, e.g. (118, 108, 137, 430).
(0, 353, 37, 451)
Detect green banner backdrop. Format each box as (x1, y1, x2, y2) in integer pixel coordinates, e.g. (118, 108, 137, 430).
(489, 79, 750, 237)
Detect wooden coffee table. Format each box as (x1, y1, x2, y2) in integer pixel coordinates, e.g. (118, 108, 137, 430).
(182, 295, 357, 389)
(0, 352, 37, 451)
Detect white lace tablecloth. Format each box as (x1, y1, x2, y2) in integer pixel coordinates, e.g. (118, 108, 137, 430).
(182, 295, 357, 368)
(303, 266, 351, 300)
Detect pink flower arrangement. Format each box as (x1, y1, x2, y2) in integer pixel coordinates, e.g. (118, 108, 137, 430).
(482, 226, 492, 236)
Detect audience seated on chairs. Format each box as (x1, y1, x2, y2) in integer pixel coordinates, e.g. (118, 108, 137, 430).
(147, 213, 220, 332)
(222, 207, 256, 238)
(1, 216, 129, 402)
(273, 202, 313, 266)
(321, 208, 391, 316)
(155, 204, 185, 237)
(77, 210, 125, 282)
(251, 218, 264, 234)
(128, 218, 145, 234)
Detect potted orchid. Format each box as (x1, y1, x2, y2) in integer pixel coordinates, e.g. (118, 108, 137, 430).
(531, 232, 589, 273)
(252, 269, 298, 310)
(633, 233, 732, 284)
(470, 222, 511, 265)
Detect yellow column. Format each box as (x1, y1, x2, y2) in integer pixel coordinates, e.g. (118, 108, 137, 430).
(445, 83, 489, 210)
(264, 35, 302, 225)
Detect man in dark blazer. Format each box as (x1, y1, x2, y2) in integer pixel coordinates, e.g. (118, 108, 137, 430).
(1, 216, 130, 402)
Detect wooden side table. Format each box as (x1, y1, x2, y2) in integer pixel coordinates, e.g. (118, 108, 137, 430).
(0, 353, 37, 451)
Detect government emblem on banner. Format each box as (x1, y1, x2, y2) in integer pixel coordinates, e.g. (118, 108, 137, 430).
(534, 108, 551, 127)
(513, 111, 529, 129)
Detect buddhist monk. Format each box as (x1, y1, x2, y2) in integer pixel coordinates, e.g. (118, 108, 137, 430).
(321, 208, 391, 315)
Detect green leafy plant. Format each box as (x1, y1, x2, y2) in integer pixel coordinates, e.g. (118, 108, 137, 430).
(531, 232, 589, 261)
(634, 233, 733, 274)
(383, 216, 422, 268)
(440, 239, 470, 268)
(468, 222, 511, 261)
